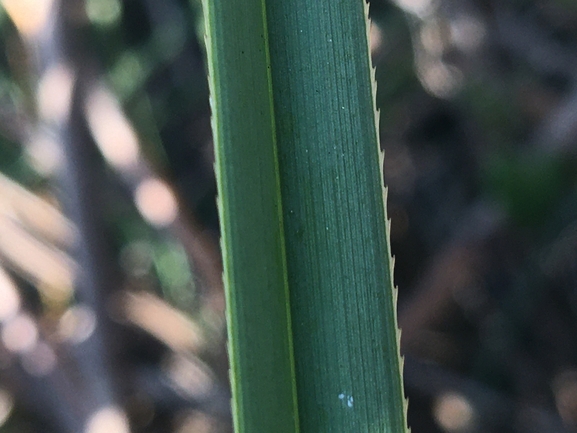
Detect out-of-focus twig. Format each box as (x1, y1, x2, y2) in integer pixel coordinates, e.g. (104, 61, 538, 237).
(118, 291, 205, 353)
(0, 172, 76, 248)
(3, 0, 132, 430)
(0, 216, 74, 302)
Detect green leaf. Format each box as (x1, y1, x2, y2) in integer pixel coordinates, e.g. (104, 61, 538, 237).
(202, 0, 408, 431)
(202, 1, 299, 431)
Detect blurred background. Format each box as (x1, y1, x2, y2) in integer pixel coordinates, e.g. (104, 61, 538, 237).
(0, 0, 576, 432)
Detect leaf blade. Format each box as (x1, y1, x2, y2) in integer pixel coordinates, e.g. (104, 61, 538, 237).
(266, 1, 408, 431)
(202, 1, 299, 431)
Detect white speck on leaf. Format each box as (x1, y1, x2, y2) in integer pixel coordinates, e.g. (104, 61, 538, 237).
(338, 393, 354, 408)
